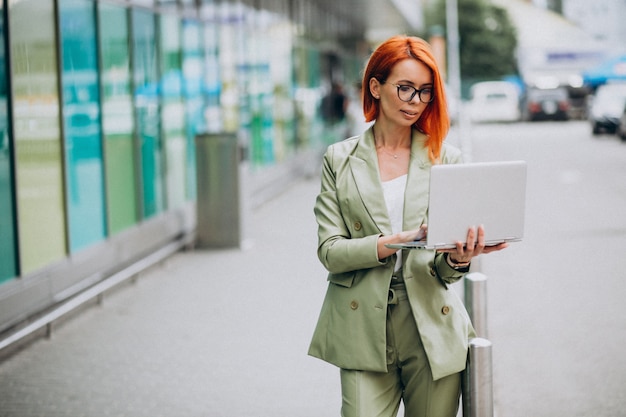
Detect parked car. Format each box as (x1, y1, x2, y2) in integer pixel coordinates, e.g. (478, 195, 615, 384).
(468, 81, 521, 123)
(566, 84, 591, 120)
(588, 83, 626, 135)
(524, 87, 570, 121)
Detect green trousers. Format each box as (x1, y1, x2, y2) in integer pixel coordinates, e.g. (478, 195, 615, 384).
(339, 283, 461, 417)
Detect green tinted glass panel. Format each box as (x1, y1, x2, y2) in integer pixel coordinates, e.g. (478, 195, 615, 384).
(132, 9, 163, 218)
(0, 2, 17, 282)
(244, 8, 274, 167)
(159, 15, 186, 210)
(219, 4, 242, 134)
(182, 21, 203, 200)
(266, 14, 295, 162)
(59, 0, 106, 251)
(99, 4, 138, 234)
(11, 0, 67, 273)
(202, 21, 221, 134)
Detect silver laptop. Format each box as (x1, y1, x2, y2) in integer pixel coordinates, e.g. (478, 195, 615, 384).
(386, 160, 527, 250)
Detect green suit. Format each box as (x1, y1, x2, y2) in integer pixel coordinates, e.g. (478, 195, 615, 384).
(308, 126, 475, 381)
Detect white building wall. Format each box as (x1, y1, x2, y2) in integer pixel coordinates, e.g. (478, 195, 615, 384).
(562, 0, 626, 54)
(495, 0, 609, 88)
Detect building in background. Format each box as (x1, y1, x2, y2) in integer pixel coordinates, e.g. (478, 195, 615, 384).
(531, 0, 626, 55)
(561, 0, 626, 55)
(496, 0, 608, 88)
(492, 0, 612, 118)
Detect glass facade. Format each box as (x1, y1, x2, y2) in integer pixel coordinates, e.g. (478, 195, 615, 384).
(265, 8, 296, 162)
(132, 9, 163, 219)
(99, 4, 139, 234)
(293, 42, 323, 149)
(247, 6, 275, 166)
(0, 0, 17, 282)
(159, 14, 186, 209)
(201, 3, 222, 135)
(182, 20, 203, 199)
(59, 0, 107, 251)
(219, 2, 243, 135)
(11, 0, 67, 274)
(0, 0, 362, 283)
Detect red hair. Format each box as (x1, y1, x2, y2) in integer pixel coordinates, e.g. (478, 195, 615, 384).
(362, 35, 450, 162)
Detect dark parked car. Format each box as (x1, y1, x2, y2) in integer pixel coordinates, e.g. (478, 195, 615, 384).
(588, 83, 626, 135)
(524, 87, 569, 121)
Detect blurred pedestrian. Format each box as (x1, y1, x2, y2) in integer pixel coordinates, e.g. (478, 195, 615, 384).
(308, 35, 507, 417)
(321, 81, 348, 124)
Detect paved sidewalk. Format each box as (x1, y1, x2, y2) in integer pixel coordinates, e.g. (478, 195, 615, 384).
(0, 176, 341, 417)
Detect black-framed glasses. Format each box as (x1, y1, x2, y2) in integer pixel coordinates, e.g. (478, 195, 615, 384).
(389, 83, 435, 103)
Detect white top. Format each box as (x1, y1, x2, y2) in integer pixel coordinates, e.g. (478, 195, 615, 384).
(382, 174, 407, 271)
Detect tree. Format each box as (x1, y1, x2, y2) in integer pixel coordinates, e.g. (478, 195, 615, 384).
(425, 0, 518, 81)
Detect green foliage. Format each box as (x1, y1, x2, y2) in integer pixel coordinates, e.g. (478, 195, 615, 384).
(425, 0, 518, 80)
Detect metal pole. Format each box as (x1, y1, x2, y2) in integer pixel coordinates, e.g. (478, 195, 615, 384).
(446, 0, 461, 116)
(446, 0, 473, 161)
(463, 337, 494, 417)
(464, 272, 488, 338)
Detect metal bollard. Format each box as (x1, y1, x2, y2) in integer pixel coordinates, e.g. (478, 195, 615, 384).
(464, 272, 488, 338)
(462, 337, 493, 417)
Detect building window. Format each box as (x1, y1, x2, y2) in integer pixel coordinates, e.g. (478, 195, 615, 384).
(59, 0, 107, 251)
(99, 3, 139, 234)
(11, 0, 67, 273)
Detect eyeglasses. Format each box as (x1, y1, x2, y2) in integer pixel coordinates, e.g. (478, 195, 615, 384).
(389, 83, 434, 103)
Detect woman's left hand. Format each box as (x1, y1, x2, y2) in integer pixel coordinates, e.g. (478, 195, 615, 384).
(438, 225, 508, 263)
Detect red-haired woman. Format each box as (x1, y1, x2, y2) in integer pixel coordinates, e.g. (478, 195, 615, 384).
(308, 35, 507, 417)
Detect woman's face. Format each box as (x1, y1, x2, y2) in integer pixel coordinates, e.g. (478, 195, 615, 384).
(370, 58, 433, 127)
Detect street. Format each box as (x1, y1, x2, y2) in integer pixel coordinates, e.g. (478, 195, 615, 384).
(464, 120, 626, 417)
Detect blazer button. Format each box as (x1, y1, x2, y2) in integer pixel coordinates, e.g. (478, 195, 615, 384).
(441, 305, 451, 315)
(350, 300, 359, 310)
(354, 221, 362, 231)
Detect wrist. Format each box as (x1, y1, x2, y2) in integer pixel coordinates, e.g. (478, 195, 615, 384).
(446, 253, 471, 269)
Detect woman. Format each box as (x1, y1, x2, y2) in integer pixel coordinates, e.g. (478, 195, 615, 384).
(308, 35, 507, 417)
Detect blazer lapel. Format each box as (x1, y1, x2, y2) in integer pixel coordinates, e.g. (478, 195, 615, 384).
(348, 127, 393, 235)
(403, 130, 433, 231)
(346, 128, 434, 236)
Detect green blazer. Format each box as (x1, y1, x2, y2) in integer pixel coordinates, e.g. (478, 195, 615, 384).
(308, 126, 476, 381)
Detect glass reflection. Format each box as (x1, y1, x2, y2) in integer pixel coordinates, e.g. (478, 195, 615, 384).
(99, 3, 138, 234)
(59, 0, 106, 251)
(133, 9, 163, 218)
(0, 0, 17, 282)
(159, 14, 186, 209)
(183, 20, 204, 200)
(10, 0, 67, 273)
(202, 7, 222, 134)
